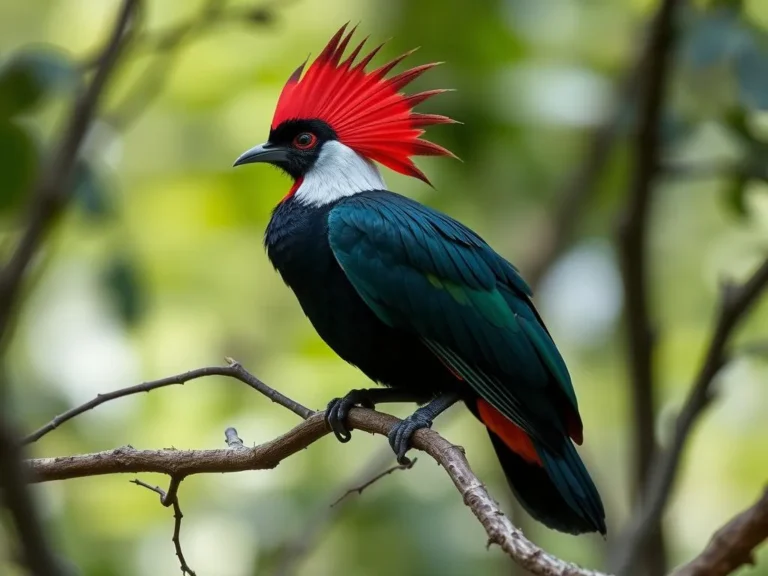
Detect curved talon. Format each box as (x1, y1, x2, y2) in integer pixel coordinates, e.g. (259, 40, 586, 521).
(325, 390, 377, 444)
(325, 398, 352, 443)
(388, 413, 433, 465)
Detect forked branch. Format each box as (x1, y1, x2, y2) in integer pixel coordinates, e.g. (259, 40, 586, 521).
(21, 361, 768, 576)
(24, 361, 605, 576)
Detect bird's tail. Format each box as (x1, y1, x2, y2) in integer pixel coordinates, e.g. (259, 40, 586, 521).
(477, 399, 606, 536)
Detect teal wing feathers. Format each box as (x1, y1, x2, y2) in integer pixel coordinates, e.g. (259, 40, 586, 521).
(326, 190, 581, 451)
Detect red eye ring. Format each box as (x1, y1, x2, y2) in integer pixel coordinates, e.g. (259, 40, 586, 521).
(293, 132, 317, 150)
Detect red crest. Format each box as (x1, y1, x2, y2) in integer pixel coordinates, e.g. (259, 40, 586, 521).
(271, 24, 458, 184)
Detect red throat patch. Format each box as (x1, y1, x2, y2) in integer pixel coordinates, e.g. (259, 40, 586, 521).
(271, 24, 459, 184)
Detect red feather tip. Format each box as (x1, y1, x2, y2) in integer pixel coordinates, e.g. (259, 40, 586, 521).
(270, 24, 459, 184)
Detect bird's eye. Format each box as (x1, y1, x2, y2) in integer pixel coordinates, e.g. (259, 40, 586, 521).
(293, 132, 317, 150)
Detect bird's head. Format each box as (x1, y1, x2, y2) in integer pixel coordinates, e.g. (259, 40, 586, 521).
(233, 24, 458, 200)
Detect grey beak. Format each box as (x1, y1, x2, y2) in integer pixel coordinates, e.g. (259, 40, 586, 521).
(233, 143, 290, 167)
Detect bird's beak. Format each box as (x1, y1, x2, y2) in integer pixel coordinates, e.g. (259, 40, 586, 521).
(232, 142, 290, 167)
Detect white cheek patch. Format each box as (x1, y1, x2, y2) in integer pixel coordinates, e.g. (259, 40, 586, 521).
(294, 141, 387, 206)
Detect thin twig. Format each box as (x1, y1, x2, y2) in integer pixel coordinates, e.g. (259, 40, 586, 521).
(615, 1, 681, 574)
(22, 358, 313, 444)
(611, 257, 768, 574)
(331, 458, 417, 507)
(272, 447, 396, 576)
(132, 476, 197, 576)
(169, 496, 195, 576)
(131, 477, 168, 499)
(669, 486, 768, 576)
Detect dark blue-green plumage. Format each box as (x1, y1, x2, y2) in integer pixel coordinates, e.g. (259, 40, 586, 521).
(265, 189, 605, 536)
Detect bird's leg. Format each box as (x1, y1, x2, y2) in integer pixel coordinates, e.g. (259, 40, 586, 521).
(388, 392, 460, 464)
(325, 388, 430, 443)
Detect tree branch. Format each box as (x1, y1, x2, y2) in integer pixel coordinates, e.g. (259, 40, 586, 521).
(670, 487, 768, 576)
(271, 447, 399, 576)
(0, 3, 141, 576)
(22, 358, 313, 445)
(21, 353, 768, 576)
(27, 409, 607, 576)
(615, 1, 681, 573)
(611, 256, 768, 574)
(22, 363, 607, 576)
(131, 476, 197, 576)
(331, 458, 417, 508)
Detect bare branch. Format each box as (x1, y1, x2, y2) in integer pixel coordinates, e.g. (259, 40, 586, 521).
(169, 494, 195, 576)
(131, 477, 168, 499)
(612, 257, 768, 574)
(132, 476, 197, 576)
(27, 414, 327, 481)
(670, 487, 768, 576)
(271, 447, 396, 576)
(23, 364, 608, 576)
(614, 1, 681, 573)
(22, 358, 313, 444)
(331, 457, 417, 507)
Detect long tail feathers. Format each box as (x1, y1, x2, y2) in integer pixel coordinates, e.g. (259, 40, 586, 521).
(478, 399, 606, 536)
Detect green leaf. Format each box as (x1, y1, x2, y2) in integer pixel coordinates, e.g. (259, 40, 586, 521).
(723, 170, 749, 218)
(0, 46, 77, 118)
(73, 160, 114, 221)
(0, 119, 38, 215)
(102, 255, 145, 326)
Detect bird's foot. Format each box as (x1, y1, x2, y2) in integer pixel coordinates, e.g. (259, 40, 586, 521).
(388, 410, 433, 465)
(325, 389, 376, 443)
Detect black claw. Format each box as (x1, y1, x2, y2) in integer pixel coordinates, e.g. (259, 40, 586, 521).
(388, 412, 433, 465)
(324, 390, 378, 444)
(325, 397, 352, 443)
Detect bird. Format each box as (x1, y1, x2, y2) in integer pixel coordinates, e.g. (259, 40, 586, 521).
(232, 23, 606, 536)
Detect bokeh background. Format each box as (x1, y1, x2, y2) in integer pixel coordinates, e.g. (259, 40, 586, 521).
(1, 0, 768, 575)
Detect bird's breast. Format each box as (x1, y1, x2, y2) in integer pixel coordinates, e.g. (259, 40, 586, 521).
(265, 197, 378, 347)
(262, 196, 454, 394)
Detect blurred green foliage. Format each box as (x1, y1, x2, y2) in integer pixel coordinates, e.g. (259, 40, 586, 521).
(1, 0, 768, 575)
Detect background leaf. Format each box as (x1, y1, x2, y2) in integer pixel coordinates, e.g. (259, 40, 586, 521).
(0, 119, 37, 216)
(73, 159, 114, 221)
(102, 254, 146, 327)
(0, 46, 76, 118)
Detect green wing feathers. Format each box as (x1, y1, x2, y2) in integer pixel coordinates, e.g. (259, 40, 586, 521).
(327, 191, 583, 450)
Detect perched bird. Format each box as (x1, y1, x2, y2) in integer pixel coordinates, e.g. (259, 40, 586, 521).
(233, 24, 606, 536)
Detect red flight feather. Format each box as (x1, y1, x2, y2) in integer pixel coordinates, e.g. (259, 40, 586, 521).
(477, 399, 543, 466)
(271, 24, 458, 184)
